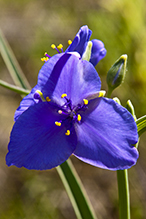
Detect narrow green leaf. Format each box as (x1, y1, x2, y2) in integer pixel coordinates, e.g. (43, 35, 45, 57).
(56, 159, 97, 219)
(136, 115, 146, 137)
(1, 32, 97, 219)
(0, 79, 30, 95)
(0, 29, 31, 90)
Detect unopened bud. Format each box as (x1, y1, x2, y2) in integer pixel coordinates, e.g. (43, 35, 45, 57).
(106, 54, 127, 97)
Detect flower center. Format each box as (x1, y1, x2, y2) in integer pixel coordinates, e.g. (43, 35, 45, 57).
(54, 93, 89, 135)
(34, 90, 106, 136)
(34, 90, 88, 136)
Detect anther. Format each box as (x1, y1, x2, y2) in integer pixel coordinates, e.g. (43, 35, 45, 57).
(44, 52, 51, 58)
(83, 99, 88, 105)
(61, 93, 67, 98)
(41, 57, 49, 62)
(77, 114, 81, 122)
(58, 110, 63, 114)
(46, 96, 51, 102)
(68, 40, 72, 45)
(55, 121, 62, 127)
(65, 130, 70, 136)
(57, 44, 63, 52)
(34, 90, 45, 102)
(51, 44, 60, 53)
(51, 44, 56, 49)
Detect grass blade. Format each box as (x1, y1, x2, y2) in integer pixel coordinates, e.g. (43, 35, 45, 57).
(136, 115, 146, 137)
(0, 79, 30, 95)
(0, 29, 31, 89)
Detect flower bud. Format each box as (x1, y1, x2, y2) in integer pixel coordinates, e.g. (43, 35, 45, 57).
(106, 54, 127, 96)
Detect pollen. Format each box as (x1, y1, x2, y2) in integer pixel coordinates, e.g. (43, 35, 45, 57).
(46, 96, 51, 102)
(77, 114, 81, 122)
(68, 40, 72, 45)
(83, 99, 88, 105)
(55, 121, 62, 127)
(41, 57, 49, 62)
(61, 93, 67, 98)
(51, 44, 56, 49)
(58, 110, 63, 114)
(65, 130, 70, 136)
(57, 44, 63, 49)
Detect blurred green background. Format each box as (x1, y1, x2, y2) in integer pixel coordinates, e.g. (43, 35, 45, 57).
(0, 0, 146, 218)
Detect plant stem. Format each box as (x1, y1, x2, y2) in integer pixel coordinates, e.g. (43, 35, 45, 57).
(117, 169, 130, 219)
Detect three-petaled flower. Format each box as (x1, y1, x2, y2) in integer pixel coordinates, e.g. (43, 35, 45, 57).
(6, 26, 138, 170)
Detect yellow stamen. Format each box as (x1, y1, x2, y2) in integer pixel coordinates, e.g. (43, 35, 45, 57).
(65, 130, 70, 136)
(35, 90, 45, 101)
(46, 96, 51, 102)
(83, 99, 88, 105)
(61, 93, 67, 98)
(51, 44, 56, 49)
(41, 57, 49, 62)
(98, 90, 106, 97)
(55, 121, 61, 127)
(77, 114, 81, 122)
(58, 110, 63, 114)
(57, 44, 63, 49)
(68, 40, 72, 45)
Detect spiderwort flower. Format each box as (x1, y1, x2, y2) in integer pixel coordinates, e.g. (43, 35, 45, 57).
(6, 52, 138, 170)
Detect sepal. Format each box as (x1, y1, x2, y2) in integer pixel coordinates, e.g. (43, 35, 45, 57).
(126, 100, 137, 121)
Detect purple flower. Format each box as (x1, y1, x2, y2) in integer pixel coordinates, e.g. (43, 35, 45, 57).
(66, 25, 107, 66)
(6, 52, 138, 170)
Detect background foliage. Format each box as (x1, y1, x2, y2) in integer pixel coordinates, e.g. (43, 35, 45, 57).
(0, 0, 146, 218)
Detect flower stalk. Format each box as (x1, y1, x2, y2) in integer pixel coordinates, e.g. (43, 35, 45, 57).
(117, 170, 130, 219)
(108, 88, 131, 219)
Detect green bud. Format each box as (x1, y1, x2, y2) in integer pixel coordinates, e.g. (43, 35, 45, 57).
(82, 41, 92, 62)
(106, 54, 127, 97)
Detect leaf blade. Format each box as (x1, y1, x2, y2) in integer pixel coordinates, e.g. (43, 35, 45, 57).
(136, 115, 146, 137)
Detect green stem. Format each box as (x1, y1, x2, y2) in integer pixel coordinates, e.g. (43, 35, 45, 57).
(106, 87, 113, 98)
(56, 159, 97, 219)
(117, 170, 130, 219)
(107, 89, 130, 219)
(0, 79, 30, 95)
